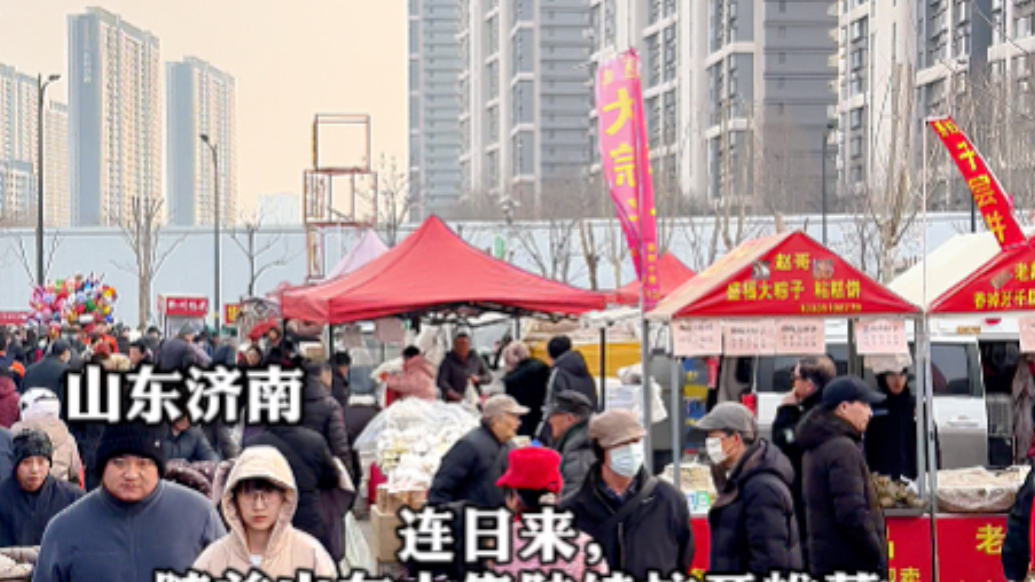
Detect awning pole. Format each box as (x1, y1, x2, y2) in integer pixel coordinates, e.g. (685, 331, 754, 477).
(599, 326, 607, 411)
(670, 347, 681, 490)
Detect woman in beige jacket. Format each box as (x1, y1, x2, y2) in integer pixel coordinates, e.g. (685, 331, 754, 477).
(192, 445, 339, 579)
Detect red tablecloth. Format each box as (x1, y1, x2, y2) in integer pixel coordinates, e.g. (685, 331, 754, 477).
(689, 514, 1007, 582)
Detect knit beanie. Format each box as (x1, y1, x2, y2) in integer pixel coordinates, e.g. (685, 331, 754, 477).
(12, 429, 53, 472)
(94, 423, 167, 479)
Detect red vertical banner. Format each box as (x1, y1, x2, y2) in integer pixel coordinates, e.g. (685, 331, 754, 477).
(596, 49, 661, 309)
(928, 117, 1025, 249)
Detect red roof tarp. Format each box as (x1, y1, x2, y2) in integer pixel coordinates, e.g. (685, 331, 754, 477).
(608, 253, 695, 306)
(648, 231, 919, 320)
(930, 240, 1035, 314)
(280, 216, 607, 324)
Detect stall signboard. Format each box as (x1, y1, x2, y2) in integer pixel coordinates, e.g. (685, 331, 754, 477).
(686, 514, 1006, 582)
(930, 241, 1035, 314)
(928, 117, 1025, 250)
(774, 318, 825, 355)
(0, 311, 31, 327)
(854, 318, 909, 355)
(157, 295, 209, 318)
(671, 320, 722, 357)
(224, 303, 241, 326)
(723, 320, 776, 356)
(650, 231, 919, 321)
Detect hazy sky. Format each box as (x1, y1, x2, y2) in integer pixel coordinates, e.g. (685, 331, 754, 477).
(0, 1, 407, 217)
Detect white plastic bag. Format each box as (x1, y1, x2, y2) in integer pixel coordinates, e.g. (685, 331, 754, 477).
(344, 511, 376, 573)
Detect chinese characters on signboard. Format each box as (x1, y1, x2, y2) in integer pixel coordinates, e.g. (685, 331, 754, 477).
(774, 319, 826, 355)
(854, 319, 908, 355)
(722, 320, 777, 356)
(162, 297, 209, 318)
(928, 117, 1025, 249)
(724, 250, 864, 316)
(671, 320, 722, 357)
(595, 49, 661, 309)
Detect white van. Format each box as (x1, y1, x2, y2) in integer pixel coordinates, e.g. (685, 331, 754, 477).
(717, 319, 988, 469)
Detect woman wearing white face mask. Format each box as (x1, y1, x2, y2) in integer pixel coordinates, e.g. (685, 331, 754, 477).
(559, 410, 694, 580)
(694, 403, 802, 574)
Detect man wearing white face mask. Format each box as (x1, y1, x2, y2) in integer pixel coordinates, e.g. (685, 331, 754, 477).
(694, 403, 801, 574)
(561, 410, 693, 580)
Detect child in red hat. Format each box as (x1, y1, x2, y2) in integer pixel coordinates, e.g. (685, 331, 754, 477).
(492, 446, 609, 581)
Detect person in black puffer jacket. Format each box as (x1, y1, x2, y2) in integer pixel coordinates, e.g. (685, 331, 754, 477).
(501, 342, 550, 438)
(561, 410, 693, 580)
(797, 376, 888, 579)
(428, 395, 526, 508)
(695, 402, 801, 574)
(544, 336, 599, 411)
(864, 357, 917, 480)
(546, 391, 595, 499)
(301, 361, 357, 482)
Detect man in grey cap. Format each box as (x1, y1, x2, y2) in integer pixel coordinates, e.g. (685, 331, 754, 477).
(545, 391, 594, 498)
(796, 376, 888, 578)
(428, 395, 527, 507)
(561, 409, 693, 579)
(694, 402, 801, 573)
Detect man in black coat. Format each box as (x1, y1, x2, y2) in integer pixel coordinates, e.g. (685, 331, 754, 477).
(155, 323, 203, 373)
(561, 410, 693, 580)
(797, 376, 888, 578)
(1004, 466, 1035, 581)
(244, 424, 340, 558)
(21, 340, 71, 400)
(160, 416, 219, 463)
(428, 395, 526, 507)
(771, 354, 835, 569)
(436, 332, 492, 402)
(501, 342, 550, 437)
(695, 402, 801, 574)
(864, 357, 918, 480)
(301, 361, 357, 481)
(0, 430, 84, 546)
(546, 392, 595, 499)
(331, 351, 351, 410)
(545, 336, 598, 411)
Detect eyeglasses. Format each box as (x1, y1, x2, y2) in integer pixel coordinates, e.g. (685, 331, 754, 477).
(238, 489, 280, 504)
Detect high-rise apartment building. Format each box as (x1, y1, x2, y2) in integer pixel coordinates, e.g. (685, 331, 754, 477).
(586, 0, 837, 211)
(0, 64, 70, 227)
(458, 0, 594, 215)
(69, 7, 161, 227)
(409, 0, 463, 220)
(167, 57, 237, 227)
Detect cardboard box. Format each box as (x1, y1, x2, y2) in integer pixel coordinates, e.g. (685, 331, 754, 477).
(375, 484, 390, 513)
(372, 506, 403, 562)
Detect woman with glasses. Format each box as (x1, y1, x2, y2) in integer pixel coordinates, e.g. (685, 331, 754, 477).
(193, 445, 338, 579)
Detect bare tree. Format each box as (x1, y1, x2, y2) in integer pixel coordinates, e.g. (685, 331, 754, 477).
(1, 230, 63, 286)
(364, 154, 419, 246)
(112, 195, 186, 326)
(230, 208, 298, 297)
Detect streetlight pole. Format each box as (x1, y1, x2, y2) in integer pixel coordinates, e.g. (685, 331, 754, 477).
(821, 120, 837, 246)
(200, 134, 221, 335)
(36, 73, 60, 288)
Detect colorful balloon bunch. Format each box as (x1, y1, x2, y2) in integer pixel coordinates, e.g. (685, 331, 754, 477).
(30, 274, 118, 326)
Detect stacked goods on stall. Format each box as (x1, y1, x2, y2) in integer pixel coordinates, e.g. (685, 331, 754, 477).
(935, 465, 1030, 513)
(871, 475, 925, 509)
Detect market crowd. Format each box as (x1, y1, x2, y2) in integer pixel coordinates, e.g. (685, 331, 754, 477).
(0, 321, 912, 581)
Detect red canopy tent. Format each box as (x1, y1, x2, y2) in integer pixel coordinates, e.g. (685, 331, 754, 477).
(648, 231, 919, 320)
(929, 239, 1035, 314)
(608, 253, 695, 306)
(280, 216, 607, 324)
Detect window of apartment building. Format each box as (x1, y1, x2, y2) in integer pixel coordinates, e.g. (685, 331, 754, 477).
(1018, 15, 1034, 39)
(460, 119, 470, 152)
(513, 132, 534, 175)
(665, 0, 677, 16)
(650, 0, 662, 24)
(590, 4, 601, 53)
(851, 46, 865, 70)
(513, 29, 533, 73)
(851, 164, 863, 184)
(487, 60, 499, 99)
(664, 25, 677, 81)
(850, 135, 862, 158)
(729, 1, 739, 42)
(850, 71, 864, 95)
(956, 27, 971, 56)
(711, 0, 725, 50)
(778, 52, 786, 64)
(851, 18, 867, 41)
(487, 151, 499, 185)
(778, 26, 786, 38)
(663, 89, 678, 145)
(647, 33, 662, 87)
(486, 16, 499, 54)
(779, 0, 786, 11)
(850, 107, 863, 129)
(409, 24, 420, 53)
(992, 0, 1004, 44)
(709, 64, 724, 124)
(647, 96, 661, 148)
(488, 105, 499, 142)
(604, 0, 617, 46)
